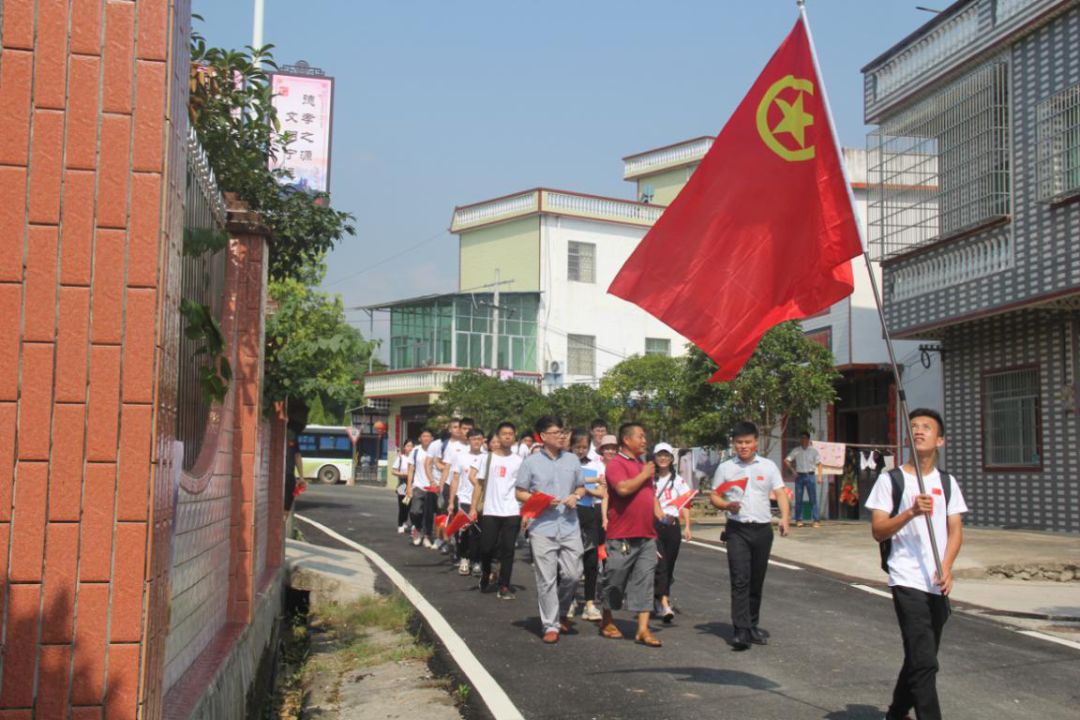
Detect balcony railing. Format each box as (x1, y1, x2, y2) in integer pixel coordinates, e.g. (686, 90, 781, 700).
(622, 137, 714, 179)
(364, 367, 543, 399)
(450, 188, 662, 232)
(887, 233, 1012, 301)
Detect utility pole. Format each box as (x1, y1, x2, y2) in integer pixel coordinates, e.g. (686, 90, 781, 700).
(492, 269, 500, 370)
(252, 0, 265, 49)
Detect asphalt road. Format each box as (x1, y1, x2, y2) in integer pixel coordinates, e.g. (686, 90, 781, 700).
(294, 483, 1080, 720)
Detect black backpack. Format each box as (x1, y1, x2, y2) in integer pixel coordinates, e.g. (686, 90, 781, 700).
(879, 467, 952, 573)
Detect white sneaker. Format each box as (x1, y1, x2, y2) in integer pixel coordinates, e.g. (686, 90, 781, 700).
(582, 604, 603, 622)
(434, 538, 444, 550)
(423, 538, 435, 549)
(412, 535, 423, 547)
(471, 562, 482, 577)
(397, 525, 406, 534)
(458, 559, 471, 575)
(566, 601, 577, 619)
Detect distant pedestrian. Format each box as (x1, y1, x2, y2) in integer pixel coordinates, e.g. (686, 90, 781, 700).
(570, 429, 606, 622)
(515, 417, 586, 644)
(449, 428, 486, 575)
(587, 419, 608, 462)
(393, 439, 414, 533)
(866, 409, 967, 720)
(405, 430, 435, 547)
(516, 433, 534, 459)
(476, 422, 524, 599)
(710, 421, 790, 651)
(784, 432, 822, 528)
(652, 442, 691, 623)
(599, 423, 663, 647)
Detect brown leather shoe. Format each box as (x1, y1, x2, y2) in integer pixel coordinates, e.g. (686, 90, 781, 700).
(542, 630, 559, 644)
(559, 616, 572, 634)
(599, 610, 623, 639)
(635, 631, 662, 647)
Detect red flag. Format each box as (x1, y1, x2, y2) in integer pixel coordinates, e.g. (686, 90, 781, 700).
(609, 17, 862, 382)
(715, 477, 748, 498)
(445, 510, 474, 537)
(519, 491, 555, 520)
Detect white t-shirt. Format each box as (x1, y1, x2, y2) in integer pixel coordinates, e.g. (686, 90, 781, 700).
(393, 454, 409, 494)
(483, 452, 523, 517)
(712, 455, 784, 524)
(454, 452, 484, 505)
(865, 468, 968, 595)
(516, 443, 532, 459)
(578, 458, 605, 508)
(655, 472, 692, 517)
(408, 445, 432, 492)
(586, 444, 603, 462)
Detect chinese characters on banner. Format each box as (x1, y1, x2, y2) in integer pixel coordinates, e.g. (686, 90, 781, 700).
(269, 73, 334, 194)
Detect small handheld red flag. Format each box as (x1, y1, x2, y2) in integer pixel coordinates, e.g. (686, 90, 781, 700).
(520, 492, 556, 520)
(716, 478, 749, 499)
(669, 490, 698, 512)
(609, 16, 862, 382)
(434, 513, 448, 530)
(445, 510, 474, 537)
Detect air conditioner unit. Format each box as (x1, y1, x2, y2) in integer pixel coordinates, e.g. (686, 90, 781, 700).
(548, 360, 561, 374)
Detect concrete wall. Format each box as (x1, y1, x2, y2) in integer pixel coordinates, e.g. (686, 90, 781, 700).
(537, 215, 689, 386)
(458, 216, 540, 293)
(633, 164, 698, 206)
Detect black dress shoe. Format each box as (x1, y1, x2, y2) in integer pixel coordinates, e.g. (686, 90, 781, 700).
(732, 629, 751, 651)
(749, 627, 768, 645)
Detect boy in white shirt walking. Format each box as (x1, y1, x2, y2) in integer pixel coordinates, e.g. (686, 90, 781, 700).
(866, 408, 967, 720)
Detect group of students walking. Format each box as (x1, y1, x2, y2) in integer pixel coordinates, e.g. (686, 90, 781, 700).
(388, 408, 967, 720)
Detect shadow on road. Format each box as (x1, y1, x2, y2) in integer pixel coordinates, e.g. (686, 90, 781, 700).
(597, 665, 780, 690)
(822, 703, 887, 719)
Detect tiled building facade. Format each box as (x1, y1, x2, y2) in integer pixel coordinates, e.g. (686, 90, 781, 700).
(0, 1, 287, 718)
(865, 0, 1080, 532)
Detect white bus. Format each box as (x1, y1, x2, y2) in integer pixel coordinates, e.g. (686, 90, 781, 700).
(297, 425, 354, 484)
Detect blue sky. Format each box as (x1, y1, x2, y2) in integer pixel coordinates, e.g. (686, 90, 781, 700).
(192, 0, 938, 354)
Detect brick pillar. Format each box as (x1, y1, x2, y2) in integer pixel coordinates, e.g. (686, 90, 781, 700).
(224, 197, 271, 625)
(0, 1, 190, 718)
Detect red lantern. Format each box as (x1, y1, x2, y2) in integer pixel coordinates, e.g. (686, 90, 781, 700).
(373, 420, 387, 436)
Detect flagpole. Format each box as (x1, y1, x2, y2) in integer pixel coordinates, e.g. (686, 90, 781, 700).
(798, 1, 944, 581)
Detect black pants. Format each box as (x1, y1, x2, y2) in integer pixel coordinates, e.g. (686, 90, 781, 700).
(396, 492, 409, 527)
(478, 514, 520, 590)
(577, 505, 601, 603)
(456, 502, 477, 561)
(654, 518, 682, 599)
(410, 491, 438, 540)
(726, 520, 773, 631)
(888, 585, 950, 720)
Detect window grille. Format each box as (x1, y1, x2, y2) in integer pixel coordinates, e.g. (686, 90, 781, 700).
(645, 337, 670, 356)
(982, 368, 1041, 467)
(867, 60, 1010, 260)
(1036, 83, 1080, 202)
(567, 334, 596, 376)
(568, 241, 596, 283)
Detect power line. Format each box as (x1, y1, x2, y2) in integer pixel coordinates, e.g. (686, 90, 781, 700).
(322, 228, 450, 289)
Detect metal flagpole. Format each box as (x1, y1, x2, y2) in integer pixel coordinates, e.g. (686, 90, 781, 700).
(797, 0, 944, 580)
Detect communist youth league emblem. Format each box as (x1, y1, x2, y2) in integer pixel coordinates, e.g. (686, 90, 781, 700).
(756, 75, 815, 162)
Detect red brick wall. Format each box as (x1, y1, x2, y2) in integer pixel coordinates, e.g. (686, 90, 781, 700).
(1, 2, 286, 715)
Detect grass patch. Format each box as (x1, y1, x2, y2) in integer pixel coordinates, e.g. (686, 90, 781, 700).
(312, 594, 433, 671)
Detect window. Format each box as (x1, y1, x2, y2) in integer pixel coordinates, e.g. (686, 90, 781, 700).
(567, 334, 595, 376)
(568, 241, 595, 283)
(1036, 83, 1080, 202)
(982, 368, 1041, 468)
(645, 337, 670, 356)
(867, 59, 1010, 259)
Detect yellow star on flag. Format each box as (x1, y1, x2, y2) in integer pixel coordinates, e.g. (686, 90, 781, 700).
(771, 92, 814, 149)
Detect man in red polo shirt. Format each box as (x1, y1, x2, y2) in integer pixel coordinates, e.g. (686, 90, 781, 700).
(599, 423, 663, 647)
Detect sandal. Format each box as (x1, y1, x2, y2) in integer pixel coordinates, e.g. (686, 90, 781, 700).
(635, 632, 662, 647)
(600, 623, 623, 639)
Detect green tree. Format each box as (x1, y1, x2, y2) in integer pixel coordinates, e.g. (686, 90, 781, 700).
(430, 372, 544, 437)
(680, 322, 840, 455)
(264, 276, 379, 413)
(599, 354, 687, 444)
(544, 384, 612, 431)
(188, 26, 354, 282)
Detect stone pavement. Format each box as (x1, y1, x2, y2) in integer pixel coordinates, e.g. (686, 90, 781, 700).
(691, 516, 1080, 622)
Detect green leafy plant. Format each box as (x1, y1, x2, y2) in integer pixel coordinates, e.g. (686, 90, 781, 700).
(180, 298, 233, 403)
(182, 226, 229, 257)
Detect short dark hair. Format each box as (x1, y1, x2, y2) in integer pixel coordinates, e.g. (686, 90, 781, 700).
(534, 415, 563, 435)
(520, 433, 533, 442)
(466, 427, 484, 438)
(496, 421, 517, 434)
(570, 428, 590, 447)
(618, 422, 645, 446)
(419, 428, 433, 437)
(799, 431, 811, 439)
(731, 421, 759, 439)
(459, 417, 475, 428)
(590, 419, 607, 431)
(909, 408, 945, 436)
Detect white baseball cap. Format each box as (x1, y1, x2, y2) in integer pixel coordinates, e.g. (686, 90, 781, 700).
(653, 442, 675, 456)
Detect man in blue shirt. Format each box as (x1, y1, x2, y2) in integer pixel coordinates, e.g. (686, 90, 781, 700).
(515, 416, 586, 644)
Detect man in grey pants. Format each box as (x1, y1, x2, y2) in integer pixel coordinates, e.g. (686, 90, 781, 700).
(515, 416, 586, 644)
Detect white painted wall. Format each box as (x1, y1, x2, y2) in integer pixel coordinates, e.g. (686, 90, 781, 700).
(537, 215, 689, 388)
